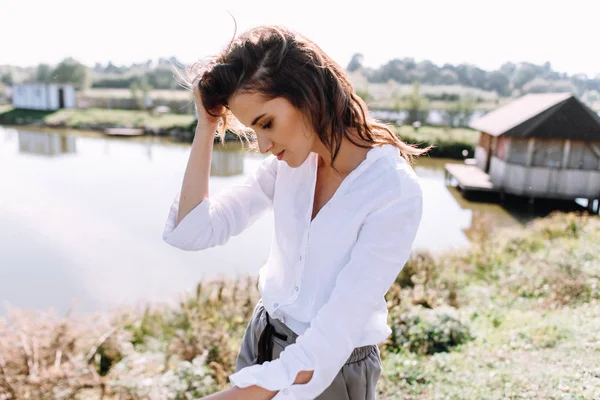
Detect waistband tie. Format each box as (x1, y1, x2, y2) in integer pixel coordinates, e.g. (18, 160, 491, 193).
(257, 312, 288, 364)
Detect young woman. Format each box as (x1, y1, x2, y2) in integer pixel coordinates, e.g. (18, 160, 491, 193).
(163, 25, 427, 400)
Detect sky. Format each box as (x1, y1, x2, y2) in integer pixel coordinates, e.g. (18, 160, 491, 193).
(2, 0, 599, 76)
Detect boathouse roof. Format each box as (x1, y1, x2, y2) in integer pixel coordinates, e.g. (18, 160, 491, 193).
(469, 93, 600, 141)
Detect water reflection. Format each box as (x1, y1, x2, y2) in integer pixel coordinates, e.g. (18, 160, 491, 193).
(18, 130, 77, 156)
(12, 127, 246, 177)
(412, 157, 521, 250)
(210, 148, 244, 176)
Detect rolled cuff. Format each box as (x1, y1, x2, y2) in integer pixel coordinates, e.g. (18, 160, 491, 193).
(162, 192, 213, 251)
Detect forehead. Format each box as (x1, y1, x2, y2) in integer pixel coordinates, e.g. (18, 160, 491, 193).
(228, 92, 271, 127)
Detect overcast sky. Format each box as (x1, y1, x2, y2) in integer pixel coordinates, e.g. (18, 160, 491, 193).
(2, 0, 599, 76)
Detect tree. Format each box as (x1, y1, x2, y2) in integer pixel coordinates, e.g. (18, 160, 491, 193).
(36, 64, 53, 83)
(355, 88, 370, 103)
(347, 53, 364, 73)
(405, 82, 429, 124)
(51, 58, 90, 90)
(104, 61, 123, 74)
(145, 67, 177, 90)
(129, 77, 153, 110)
(512, 63, 538, 89)
(486, 71, 510, 96)
(1, 73, 13, 86)
(390, 91, 403, 111)
(443, 95, 475, 127)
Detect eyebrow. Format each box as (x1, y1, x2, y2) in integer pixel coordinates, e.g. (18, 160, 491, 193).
(251, 113, 267, 127)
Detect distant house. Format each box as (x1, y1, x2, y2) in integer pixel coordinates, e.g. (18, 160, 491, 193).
(471, 93, 600, 201)
(12, 83, 76, 111)
(446, 93, 600, 209)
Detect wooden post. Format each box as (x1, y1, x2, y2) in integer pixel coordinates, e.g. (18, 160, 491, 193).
(526, 138, 536, 166)
(561, 139, 571, 168)
(525, 138, 536, 198)
(587, 199, 595, 213)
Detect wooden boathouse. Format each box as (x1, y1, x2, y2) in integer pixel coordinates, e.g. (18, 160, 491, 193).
(445, 93, 600, 213)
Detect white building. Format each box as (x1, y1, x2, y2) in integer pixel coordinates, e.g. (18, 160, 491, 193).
(12, 83, 76, 111)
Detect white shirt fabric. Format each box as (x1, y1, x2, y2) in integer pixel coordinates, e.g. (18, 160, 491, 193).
(162, 144, 423, 399)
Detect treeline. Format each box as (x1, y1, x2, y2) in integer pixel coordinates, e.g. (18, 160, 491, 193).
(347, 53, 600, 99)
(0, 57, 186, 92)
(2, 55, 599, 104)
(89, 57, 183, 90)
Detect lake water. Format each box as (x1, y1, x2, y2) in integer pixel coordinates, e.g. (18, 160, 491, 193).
(0, 126, 580, 316)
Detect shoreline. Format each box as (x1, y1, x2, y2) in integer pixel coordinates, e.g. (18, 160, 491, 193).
(0, 106, 479, 159)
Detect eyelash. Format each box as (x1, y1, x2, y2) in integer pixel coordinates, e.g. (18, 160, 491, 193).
(262, 121, 272, 130)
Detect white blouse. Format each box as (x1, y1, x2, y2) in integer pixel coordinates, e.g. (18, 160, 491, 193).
(162, 144, 423, 399)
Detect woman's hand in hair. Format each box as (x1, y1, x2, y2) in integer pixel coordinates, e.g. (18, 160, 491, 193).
(193, 84, 224, 129)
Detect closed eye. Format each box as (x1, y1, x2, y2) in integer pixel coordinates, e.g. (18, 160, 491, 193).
(262, 121, 272, 130)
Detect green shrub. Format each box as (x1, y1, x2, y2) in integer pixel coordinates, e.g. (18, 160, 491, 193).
(388, 305, 474, 355)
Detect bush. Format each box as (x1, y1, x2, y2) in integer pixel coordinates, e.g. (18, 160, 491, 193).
(396, 251, 439, 288)
(108, 352, 216, 399)
(388, 305, 474, 355)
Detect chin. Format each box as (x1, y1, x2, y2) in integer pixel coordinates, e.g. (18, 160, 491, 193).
(285, 153, 310, 169)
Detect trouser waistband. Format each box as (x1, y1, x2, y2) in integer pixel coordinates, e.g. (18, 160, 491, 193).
(257, 310, 376, 365)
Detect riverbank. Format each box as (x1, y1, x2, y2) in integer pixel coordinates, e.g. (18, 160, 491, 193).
(0, 105, 198, 140)
(1, 212, 598, 399)
(0, 106, 479, 159)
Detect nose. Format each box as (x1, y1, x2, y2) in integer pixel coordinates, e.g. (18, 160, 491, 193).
(256, 132, 273, 154)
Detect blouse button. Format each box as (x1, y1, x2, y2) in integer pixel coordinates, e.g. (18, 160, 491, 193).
(282, 388, 289, 395)
(299, 254, 303, 261)
(273, 302, 279, 308)
(294, 286, 299, 292)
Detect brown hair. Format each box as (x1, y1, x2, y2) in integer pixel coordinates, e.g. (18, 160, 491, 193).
(184, 25, 429, 165)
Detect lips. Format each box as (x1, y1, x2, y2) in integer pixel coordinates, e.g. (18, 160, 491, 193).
(275, 150, 285, 160)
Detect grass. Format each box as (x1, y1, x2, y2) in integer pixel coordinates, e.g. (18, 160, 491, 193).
(376, 212, 600, 399)
(0, 106, 195, 132)
(379, 303, 600, 399)
(1, 213, 599, 399)
(43, 108, 195, 130)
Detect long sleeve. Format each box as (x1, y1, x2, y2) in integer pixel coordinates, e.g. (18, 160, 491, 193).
(162, 155, 278, 251)
(228, 186, 423, 399)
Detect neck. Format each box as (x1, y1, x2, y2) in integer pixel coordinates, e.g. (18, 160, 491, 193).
(312, 132, 373, 177)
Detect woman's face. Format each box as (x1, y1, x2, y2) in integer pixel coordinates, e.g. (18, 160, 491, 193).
(228, 92, 317, 168)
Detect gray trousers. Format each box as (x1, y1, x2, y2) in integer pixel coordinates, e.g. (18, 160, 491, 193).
(235, 299, 382, 399)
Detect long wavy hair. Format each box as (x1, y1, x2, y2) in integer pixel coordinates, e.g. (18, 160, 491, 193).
(182, 25, 429, 166)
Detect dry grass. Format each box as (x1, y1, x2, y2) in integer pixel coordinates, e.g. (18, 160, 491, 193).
(0, 308, 117, 399)
(0, 278, 259, 400)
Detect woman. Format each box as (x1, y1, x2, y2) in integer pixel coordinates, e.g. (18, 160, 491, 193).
(163, 25, 427, 400)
